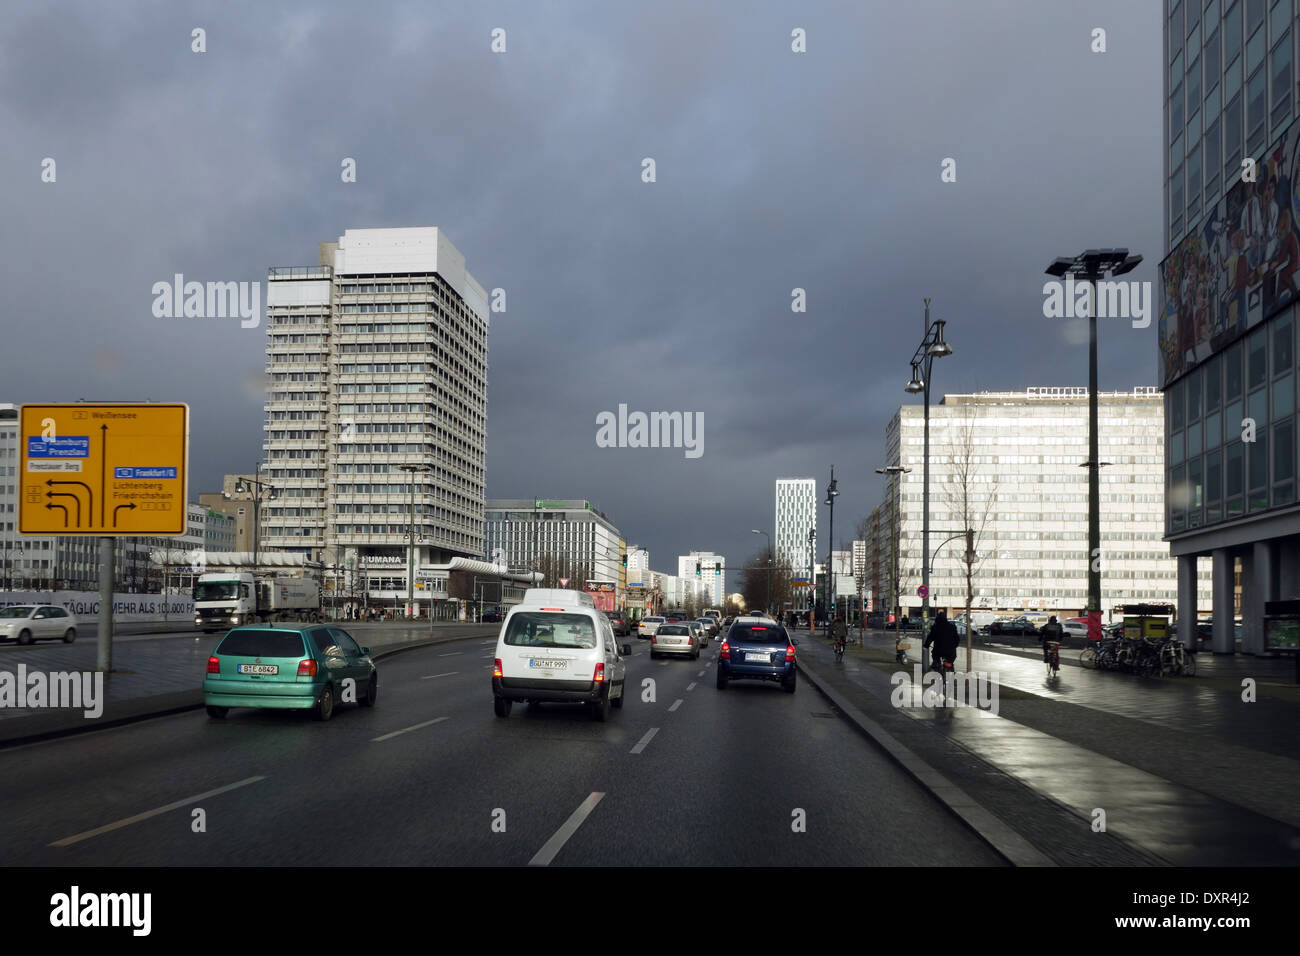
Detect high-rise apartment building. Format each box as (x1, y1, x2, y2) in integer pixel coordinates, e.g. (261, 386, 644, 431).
(1161, 1, 1300, 653)
(263, 228, 489, 608)
(775, 478, 817, 579)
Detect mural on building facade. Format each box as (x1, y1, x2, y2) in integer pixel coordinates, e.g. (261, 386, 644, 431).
(1160, 119, 1300, 385)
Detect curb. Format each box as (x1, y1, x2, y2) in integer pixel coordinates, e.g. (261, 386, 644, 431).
(0, 629, 495, 750)
(797, 653, 1055, 867)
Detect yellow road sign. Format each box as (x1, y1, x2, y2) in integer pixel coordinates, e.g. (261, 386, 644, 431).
(19, 403, 189, 536)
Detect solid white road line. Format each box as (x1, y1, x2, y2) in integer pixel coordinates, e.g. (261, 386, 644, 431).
(528, 791, 605, 866)
(686, 682, 697, 691)
(371, 716, 450, 742)
(420, 672, 459, 679)
(439, 651, 463, 657)
(630, 727, 659, 754)
(50, 776, 266, 847)
(668, 699, 683, 712)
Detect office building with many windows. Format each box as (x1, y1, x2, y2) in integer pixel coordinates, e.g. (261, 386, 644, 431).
(262, 227, 489, 612)
(1161, 0, 1300, 652)
(774, 478, 817, 581)
(874, 388, 1210, 618)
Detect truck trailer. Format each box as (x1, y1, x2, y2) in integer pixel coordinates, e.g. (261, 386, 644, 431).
(192, 552, 323, 632)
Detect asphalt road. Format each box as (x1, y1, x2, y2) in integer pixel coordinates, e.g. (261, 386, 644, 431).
(0, 634, 1004, 865)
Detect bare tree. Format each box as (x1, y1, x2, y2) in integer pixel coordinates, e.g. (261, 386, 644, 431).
(943, 416, 999, 669)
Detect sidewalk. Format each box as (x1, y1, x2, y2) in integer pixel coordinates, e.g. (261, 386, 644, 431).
(0, 623, 496, 746)
(795, 627, 1300, 866)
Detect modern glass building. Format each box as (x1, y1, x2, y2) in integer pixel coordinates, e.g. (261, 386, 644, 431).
(1161, 0, 1300, 653)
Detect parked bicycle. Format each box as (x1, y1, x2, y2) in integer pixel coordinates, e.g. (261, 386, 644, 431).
(1079, 634, 1195, 676)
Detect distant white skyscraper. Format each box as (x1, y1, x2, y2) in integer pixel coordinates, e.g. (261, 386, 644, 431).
(677, 551, 724, 605)
(775, 479, 817, 578)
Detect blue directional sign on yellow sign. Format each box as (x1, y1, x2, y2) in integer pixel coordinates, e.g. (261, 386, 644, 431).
(19, 404, 189, 536)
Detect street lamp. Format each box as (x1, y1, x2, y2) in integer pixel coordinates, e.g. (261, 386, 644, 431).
(1046, 249, 1142, 640)
(903, 299, 953, 645)
(225, 473, 276, 619)
(876, 465, 912, 634)
(751, 529, 771, 613)
(824, 468, 839, 634)
(399, 463, 432, 619)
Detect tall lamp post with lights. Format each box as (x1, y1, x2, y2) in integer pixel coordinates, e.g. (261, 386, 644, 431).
(225, 473, 276, 620)
(876, 465, 912, 634)
(824, 468, 839, 634)
(1045, 250, 1142, 642)
(903, 300, 952, 646)
(751, 529, 771, 614)
(399, 463, 432, 619)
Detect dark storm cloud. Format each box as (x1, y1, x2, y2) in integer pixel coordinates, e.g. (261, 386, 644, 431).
(0, 0, 1161, 576)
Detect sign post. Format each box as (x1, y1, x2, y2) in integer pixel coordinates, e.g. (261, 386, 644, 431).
(19, 403, 190, 673)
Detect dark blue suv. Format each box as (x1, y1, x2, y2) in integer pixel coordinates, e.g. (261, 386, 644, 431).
(716, 617, 796, 693)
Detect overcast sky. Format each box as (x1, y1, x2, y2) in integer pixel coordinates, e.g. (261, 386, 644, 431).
(1, 0, 1164, 576)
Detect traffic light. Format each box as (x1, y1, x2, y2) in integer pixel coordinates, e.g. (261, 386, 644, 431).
(696, 562, 701, 576)
(621, 553, 628, 567)
(714, 562, 720, 575)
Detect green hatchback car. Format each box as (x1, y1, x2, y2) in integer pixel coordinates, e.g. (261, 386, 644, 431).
(204, 624, 377, 721)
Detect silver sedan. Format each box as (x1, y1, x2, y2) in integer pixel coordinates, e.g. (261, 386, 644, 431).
(650, 623, 699, 659)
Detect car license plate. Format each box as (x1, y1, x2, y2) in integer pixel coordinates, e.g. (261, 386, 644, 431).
(745, 652, 770, 663)
(237, 664, 278, 675)
(530, 658, 567, 669)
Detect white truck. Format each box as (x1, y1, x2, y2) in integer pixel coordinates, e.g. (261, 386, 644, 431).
(192, 553, 323, 632)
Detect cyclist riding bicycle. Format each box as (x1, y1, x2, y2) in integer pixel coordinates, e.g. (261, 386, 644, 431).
(924, 611, 959, 672)
(1040, 615, 1063, 665)
(831, 616, 848, 655)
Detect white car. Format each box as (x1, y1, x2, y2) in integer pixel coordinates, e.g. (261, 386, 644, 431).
(0, 604, 78, 644)
(638, 615, 665, 639)
(492, 589, 627, 722)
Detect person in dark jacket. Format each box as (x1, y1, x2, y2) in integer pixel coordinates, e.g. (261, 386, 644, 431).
(1040, 615, 1064, 663)
(925, 611, 960, 671)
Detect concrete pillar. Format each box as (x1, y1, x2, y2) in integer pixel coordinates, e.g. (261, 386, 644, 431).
(1212, 548, 1235, 655)
(1242, 540, 1279, 655)
(1177, 554, 1197, 649)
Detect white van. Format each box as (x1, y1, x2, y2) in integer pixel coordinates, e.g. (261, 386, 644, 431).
(491, 588, 627, 722)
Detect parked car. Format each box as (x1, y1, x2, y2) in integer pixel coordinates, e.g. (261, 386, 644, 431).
(717, 617, 796, 693)
(1059, 618, 1090, 642)
(0, 605, 77, 644)
(604, 610, 632, 637)
(638, 615, 665, 639)
(492, 588, 626, 721)
(204, 623, 376, 721)
(987, 616, 1040, 638)
(651, 622, 699, 660)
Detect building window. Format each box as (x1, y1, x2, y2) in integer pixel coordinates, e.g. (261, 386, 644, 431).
(1249, 428, 1269, 508)
(1273, 419, 1295, 504)
(1226, 439, 1245, 516)
(1207, 447, 1224, 522)
(1224, 90, 1243, 181)
(1270, 30, 1292, 129)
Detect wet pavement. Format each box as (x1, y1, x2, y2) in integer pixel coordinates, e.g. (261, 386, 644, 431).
(794, 626, 1300, 865)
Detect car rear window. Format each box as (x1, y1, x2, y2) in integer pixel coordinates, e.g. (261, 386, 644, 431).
(504, 612, 596, 649)
(217, 629, 307, 658)
(728, 624, 788, 645)
(644, 617, 664, 624)
(658, 625, 689, 635)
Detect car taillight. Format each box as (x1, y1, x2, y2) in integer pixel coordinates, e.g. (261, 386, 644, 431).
(493, 658, 503, 679)
(206, 656, 220, 674)
(786, 645, 796, 662)
(720, 641, 730, 659)
(594, 662, 605, 683)
(297, 659, 317, 677)
(651, 634, 657, 644)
